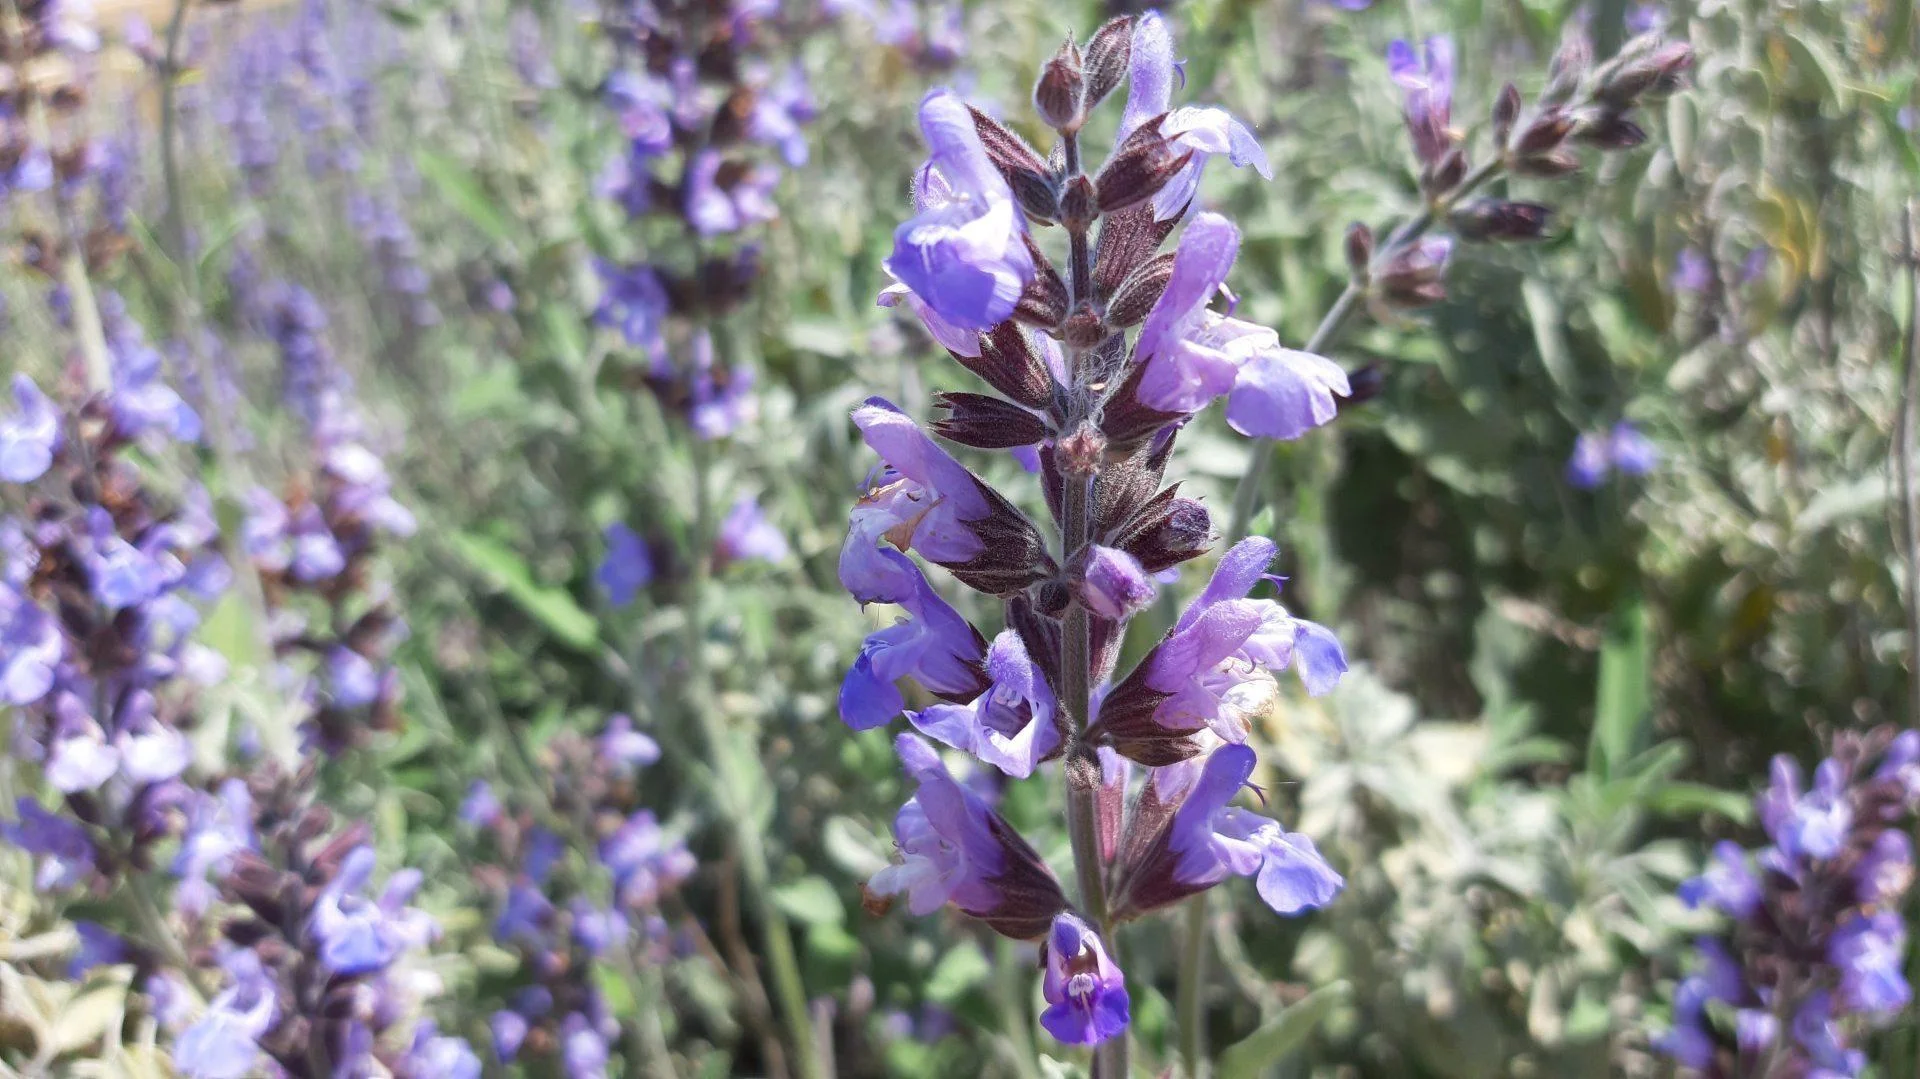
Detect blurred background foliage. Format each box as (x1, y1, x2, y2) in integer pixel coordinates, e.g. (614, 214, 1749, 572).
(3, 0, 1917, 1072)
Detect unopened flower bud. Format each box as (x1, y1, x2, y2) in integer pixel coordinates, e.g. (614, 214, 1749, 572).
(1449, 198, 1554, 242)
(1335, 363, 1386, 413)
(1576, 111, 1648, 150)
(1095, 134, 1193, 215)
(1421, 147, 1467, 198)
(1492, 83, 1523, 147)
(1034, 37, 1086, 132)
(1082, 17, 1134, 109)
(1375, 236, 1452, 309)
(1074, 545, 1156, 621)
(1510, 148, 1581, 178)
(1104, 253, 1175, 328)
(1056, 423, 1106, 477)
(1014, 244, 1070, 329)
(1543, 26, 1591, 105)
(1060, 174, 1097, 232)
(1514, 108, 1576, 156)
(1344, 222, 1374, 280)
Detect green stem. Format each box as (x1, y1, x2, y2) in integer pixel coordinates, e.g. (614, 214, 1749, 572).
(993, 935, 1044, 1079)
(1175, 893, 1210, 1078)
(685, 434, 823, 1079)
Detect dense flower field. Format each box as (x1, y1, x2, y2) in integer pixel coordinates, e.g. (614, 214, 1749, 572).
(0, 0, 1915, 1075)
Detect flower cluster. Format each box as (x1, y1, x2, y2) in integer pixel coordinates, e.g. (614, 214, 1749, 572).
(173, 777, 478, 1079)
(1351, 28, 1692, 315)
(1660, 727, 1917, 1077)
(589, 0, 815, 437)
(846, 13, 1349, 1050)
(1567, 420, 1658, 489)
(464, 714, 696, 1072)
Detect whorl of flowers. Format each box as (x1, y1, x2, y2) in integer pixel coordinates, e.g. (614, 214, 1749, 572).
(1659, 727, 1917, 1077)
(846, 12, 1351, 1051)
(590, 0, 816, 438)
(463, 714, 695, 1071)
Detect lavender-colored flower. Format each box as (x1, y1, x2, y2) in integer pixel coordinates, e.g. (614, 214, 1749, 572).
(601, 713, 662, 771)
(1609, 422, 1659, 476)
(492, 1009, 531, 1061)
(1678, 840, 1761, 919)
(1039, 913, 1130, 1046)
(1079, 545, 1156, 621)
(1674, 247, 1713, 293)
(599, 810, 696, 909)
(884, 91, 1034, 332)
(173, 981, 275, 1079)
(1164, 746, 1344, 913)
(1387, 36, 1457, 167)
(910, 629, 1060, 778)
(1119, 14, 1272, 219)
(459, 780, 503, 827)
(1566, 431, 1610, 489)
(868, 734, 1066, 937)
(593, 260, 669, 362)
(562, 1012, 611, 1078)
(310, 846, 428, 976)
(686, 330, 759, 440)
(0, 590, 60, 705)
(1856, 830, 1915, 905)
(1134, 213, 1349, 434)
(1830, 912, 1910, 1013)
(1099, 537, 1346, 748)
(597, 521, 654, 607)
(839, 550, 989, 730)
(714, 496, 788, 567)
(1793, 992, 1868, 1078)
(5, 798, 96, 890)
(0, 374, 60, 482)
(403, 1022, 483, 1079)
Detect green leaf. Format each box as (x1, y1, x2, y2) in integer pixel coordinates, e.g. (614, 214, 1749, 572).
(1646, 781, 1754, 824)
(924, 941, 991, 1005)
(414, 148, 515, 246)
(1798, 475, 1890, 533)
(1781, 31, 1851, 110)
(770, 876, 845, 927)
(447, 531, 601, 653)
(1589, 597, 1651, 780)
(1216, 981, 1349, 1079)
(1522, 278, 1578, 398)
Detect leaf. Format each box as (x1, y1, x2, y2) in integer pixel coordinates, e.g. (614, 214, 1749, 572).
(447, 531, 601, 653)
(821, 816, 890, 877)
(769, 876, 844, 927)
(1588, 596, 1651, 780)
(414, 148, 514, 246)
(1646, 781, 1754, 824)
(1522, 278, 1577, 398)
(1781, 31, 1851, 110)
(924, 941, 991, 1005)
(1798, 475, 1890, 532)
(50, 975, 128, 1055)
(1216, 981, 1349, 1079)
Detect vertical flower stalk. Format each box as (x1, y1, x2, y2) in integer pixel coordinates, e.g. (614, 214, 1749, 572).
(1224, 25, 1693, 540)
(584, 0, 819, 1073)
(1659, 727, 1917, 1076)
(845, 14, 1349, 1073)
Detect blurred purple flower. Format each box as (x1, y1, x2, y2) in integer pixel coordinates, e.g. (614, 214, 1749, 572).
(714, 497, 789, 567)
(597, 521, 654, 607)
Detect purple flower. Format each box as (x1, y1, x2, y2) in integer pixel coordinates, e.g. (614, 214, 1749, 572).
(593, 260, 669, 362)
(868, 733, 1066, 935)
(1039, 913, 1130, 1046)
(839, 550, 988, 730)
(601, 713, 662, 771)
(714, 496, 789, 567)
(597, 521, 654, 607)
(0, 375, 60, 483)
(1678, 840, 1761, 919)
(909, 629, 1060, 778)
(326, 646, 381, 708)
(570, 898, 628, 958)
(562, 1012, 610, 1079)
(68, 921, 127, 978)
(1793, 991, 1868, 1077)
(883, 91, 1034, 332)
(687, 330, 759, 439)
(459, 779, 502, 827)
(309, 846, 430, 976)
(1876, 730, 1920, 802)
(1105, 537, 1345, 745)
(1135, 214, 1348, 433)
(1830, 912, 1910, 1013)
(175, 780, 255, 916)
(1566, 432, 1610, 489)
(0, 587, 60, 705)
(6, 798, 95, 890)
(495, 883, 554, 945)
(1609, 422, 1659, 476)
(1761, 756, 1853, 862)
(1164, 746, 1344, 913)
(1117, 14, 1271, 218)
(599, 810, 696, 909)
(684, 149, 780, 236)
(1079, 545, 1156, 621)
(1386, 36, 1456, 167)
(404, 1023, 482, 1079)
(1674, 248, 1713, 293)
(492, 1008, 530, 1061)
(173, 981, 275, 1079)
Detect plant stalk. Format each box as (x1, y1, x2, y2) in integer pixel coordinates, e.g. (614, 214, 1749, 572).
(685, 433, 824, 1079)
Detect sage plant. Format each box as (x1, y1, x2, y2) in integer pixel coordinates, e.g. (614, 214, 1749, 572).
(1660, 728, 1915, 1077)
(845, 13, 1351, 1069)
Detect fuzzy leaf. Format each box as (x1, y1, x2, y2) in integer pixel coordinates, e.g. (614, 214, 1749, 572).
(1216, 981, 1349, 1079)
(448, 531, 601, 653)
